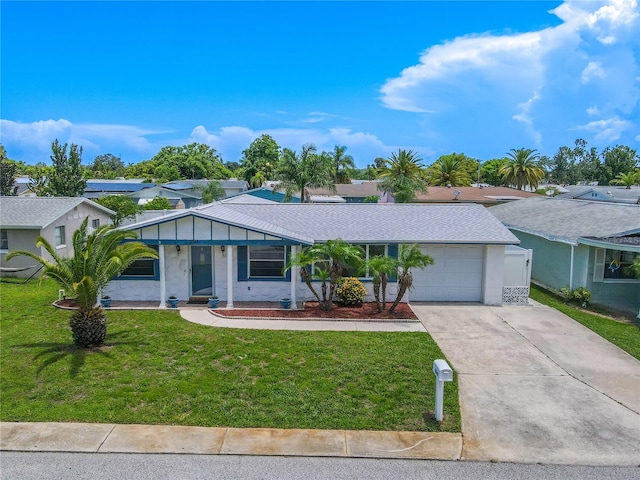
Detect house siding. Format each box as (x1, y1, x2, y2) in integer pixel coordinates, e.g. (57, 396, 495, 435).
(514, 232, 572, 290)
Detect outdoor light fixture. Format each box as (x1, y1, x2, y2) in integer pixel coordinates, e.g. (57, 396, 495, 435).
(176, 245, 181, 253)
(221, 245, 226, 253)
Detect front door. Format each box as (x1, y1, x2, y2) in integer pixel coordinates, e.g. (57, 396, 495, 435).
(191, 246, 212, 296)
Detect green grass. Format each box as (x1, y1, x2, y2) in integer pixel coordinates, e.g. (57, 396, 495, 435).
(530, 284, 640, 361)
(0, 278, 460, 432)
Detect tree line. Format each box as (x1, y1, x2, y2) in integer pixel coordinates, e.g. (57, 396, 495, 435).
(1, 136, 639, 201)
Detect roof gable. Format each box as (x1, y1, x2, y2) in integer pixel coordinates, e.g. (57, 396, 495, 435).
(0, 196, 114, 229)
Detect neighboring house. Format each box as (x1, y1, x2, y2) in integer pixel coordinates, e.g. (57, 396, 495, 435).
(83, 179, 156, 200)
(162, 179, 250, 202)
(309, 182, 381, 203)
(225, 187, 300, 203)
(557, 185, 640, 205)
(103, 203, 523, 308)
(0, 197, 115, 278)
(489, 197, 640, 314)
(126, 185, 195, 209)
(414, 186, 540, 206)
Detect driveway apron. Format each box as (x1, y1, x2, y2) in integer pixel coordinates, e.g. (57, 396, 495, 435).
(412, 303, 640, 466)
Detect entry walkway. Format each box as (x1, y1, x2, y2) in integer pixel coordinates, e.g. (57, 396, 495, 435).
(180, 309, 427, 332)
(412, 302, 640, 466)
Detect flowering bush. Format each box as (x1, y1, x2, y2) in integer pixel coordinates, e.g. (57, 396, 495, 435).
(336, 277, 367, 306)
(560, 286, 591, 306)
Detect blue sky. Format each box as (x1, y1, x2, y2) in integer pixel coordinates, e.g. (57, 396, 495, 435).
(1, 1, 639, 168)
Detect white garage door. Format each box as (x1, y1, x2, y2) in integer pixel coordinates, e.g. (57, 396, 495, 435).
(410, 245, 484, 302)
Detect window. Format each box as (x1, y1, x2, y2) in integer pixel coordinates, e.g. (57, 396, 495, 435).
(604, 249, 637, 280)
(120, 246, 159, 278)
(0, 230, 7, 250)
(54, 226, 65, 246)
(91, 219, 100, 229)
(346, 244, 387, 278)
(248, 246, 286, 278)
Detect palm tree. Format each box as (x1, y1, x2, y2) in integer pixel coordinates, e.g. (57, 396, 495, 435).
(625, 255, 640, 278)
(6, 217, 158, 347)
(389, 244, 433, 313)
(284, 247, 322, 304)
(377, 149, 427, 202)
(308, 239, 364, 310)
(499, 148, 545, 190)
(367, 255, 399, 312)
(610, 170, 640, 189)
(426, 154, 472, 186)
(330, 145, 355, 184)
(195, 180, 226, 203)
(275, 144, 335, 202)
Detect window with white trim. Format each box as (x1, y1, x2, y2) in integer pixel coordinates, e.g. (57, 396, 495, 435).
(604, 249, 637, 280)
(344, 244, 386, 278)
(54, 226, 65, 246)
(248, 246, 286, 278)
(91, 219, 100, 229)
(0, 230, 8, 250)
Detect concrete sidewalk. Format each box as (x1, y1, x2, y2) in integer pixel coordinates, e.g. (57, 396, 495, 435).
(180, 309, 427, 332)
(0, 422, 462, 460)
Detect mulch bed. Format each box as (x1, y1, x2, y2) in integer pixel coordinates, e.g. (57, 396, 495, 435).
(214, 302, 417, 320)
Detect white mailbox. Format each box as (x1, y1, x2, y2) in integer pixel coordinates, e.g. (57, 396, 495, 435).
(432, 359, 453, 421)
(433, 359, 453, 382)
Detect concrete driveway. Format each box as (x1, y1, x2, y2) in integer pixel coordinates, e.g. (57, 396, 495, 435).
(411, 302, 640, 466)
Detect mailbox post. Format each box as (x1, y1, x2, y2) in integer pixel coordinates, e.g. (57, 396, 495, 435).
(432, 359, 453, 421)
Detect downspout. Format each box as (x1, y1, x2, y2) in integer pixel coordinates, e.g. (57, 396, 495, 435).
(569, 244, 575, 291)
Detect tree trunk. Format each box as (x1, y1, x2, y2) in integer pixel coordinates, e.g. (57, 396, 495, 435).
(69, 306, 107, 347)
(389, 272, 412, 313)
(381, 273, 388, 310)
(320, 281, 329, 310)
(300, 268, 321, 303)
(373, 280, 382, 313)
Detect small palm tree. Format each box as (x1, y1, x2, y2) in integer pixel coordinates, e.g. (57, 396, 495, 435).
(499, 148, 545, 190)
(367, 255, 399, 312)
(308, 239, 364, 310)
(610, 171, 640, 189)
(284, 247, 322, 304)
(195, 180, 226, 203)
(6, 217, 158, 347)
(377, 149, 427, 202)
(624, 255, 640, 278)
(389, 244, 433, 313)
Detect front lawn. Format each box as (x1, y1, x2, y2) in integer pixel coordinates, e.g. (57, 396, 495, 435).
(530, 284, 640, 361)
(0, 279, 460, 432)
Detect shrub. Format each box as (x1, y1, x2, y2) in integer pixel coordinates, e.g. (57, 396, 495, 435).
(336, 277, 367, 306)
(560, 287, 591, 306)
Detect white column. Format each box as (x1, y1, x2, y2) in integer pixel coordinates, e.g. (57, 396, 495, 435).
(290, 245, 298, 309)
(159, 244, 167, 308)
(226, 245, 234, 308)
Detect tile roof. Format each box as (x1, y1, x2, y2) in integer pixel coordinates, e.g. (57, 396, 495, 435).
(0, 196, 114, 228)
(309, 182, 381, 198)
(488, 197, 640, 243)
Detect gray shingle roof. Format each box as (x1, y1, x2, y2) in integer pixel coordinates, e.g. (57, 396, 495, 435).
(0, 197, 114, 229)
(123, 203, 518, 245)
(488, 197, 640, 243)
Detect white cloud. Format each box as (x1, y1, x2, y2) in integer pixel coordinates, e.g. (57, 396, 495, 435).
(586, 105, 600, 116)
(0, 118, 171, 163)
(187, 125, 415, 165)
(379, 0, 640, 150)
(581, 62, 606, 83)
(574, 116, 631, 142)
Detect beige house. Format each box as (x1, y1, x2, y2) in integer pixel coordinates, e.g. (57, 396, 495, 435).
(0, 197, 114, 278)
